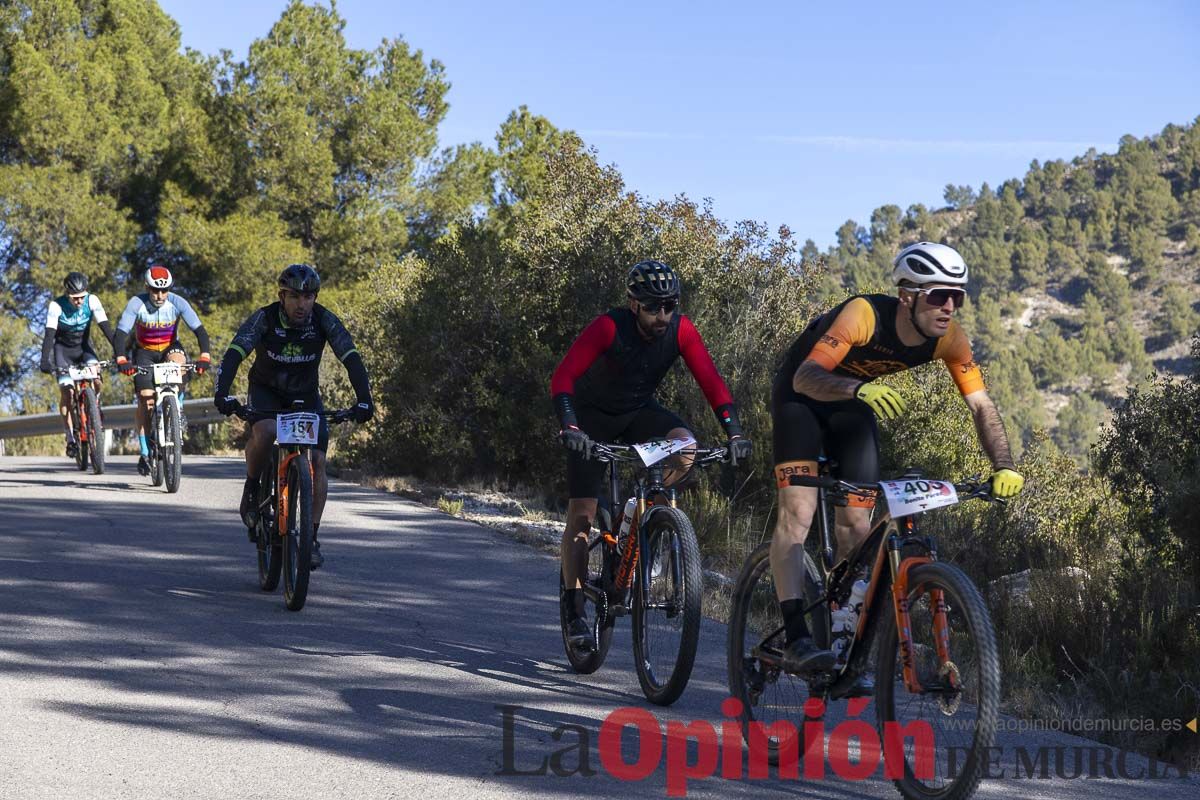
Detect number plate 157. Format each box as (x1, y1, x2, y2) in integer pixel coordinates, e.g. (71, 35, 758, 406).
(277, 412, 320, 445)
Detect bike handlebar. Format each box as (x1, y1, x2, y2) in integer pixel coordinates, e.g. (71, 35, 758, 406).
(787, 473, 1002, 504)
(125, 362, 205, 375)
(54, 359, 113, 376)
(232, 404, 358, 425)
(587, 440, 730, 467)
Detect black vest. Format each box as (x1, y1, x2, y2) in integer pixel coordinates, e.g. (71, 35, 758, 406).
(574, 308, 683, 414)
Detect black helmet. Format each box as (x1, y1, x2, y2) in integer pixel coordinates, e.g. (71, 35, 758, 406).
(626, 260, 679, 301)
(278, 263, 321, 294)
(64, 272, 89, 295)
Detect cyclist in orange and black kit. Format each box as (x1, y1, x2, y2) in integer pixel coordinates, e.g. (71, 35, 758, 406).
(771, 242, 1025, 688)
(551, 260, 753, 649)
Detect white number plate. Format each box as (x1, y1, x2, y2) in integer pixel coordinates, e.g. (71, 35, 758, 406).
(879, 479, 959, 518)
(632, 435, 697, 467)
(277, 412, 320, 445)
(152, 362, 183, 385)
(67, 364, 100, 381)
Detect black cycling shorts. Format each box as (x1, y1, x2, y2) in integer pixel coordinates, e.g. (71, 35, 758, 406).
(248, 382, 329, 451)
(53, 342, 99, 385)
(566, 400, 688, 500)
(132, 342, 188, 392)
(54, 341, 100, 367)
(771, 378, 879, 485)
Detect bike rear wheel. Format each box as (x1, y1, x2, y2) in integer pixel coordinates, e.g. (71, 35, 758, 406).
(560, 508, 616, 673)
(255, 470, 282, 591)
(726, 540, 828, 766)
(282, 453, 314, 611)
(82, 385, 104, 474)
(632, 506, 702, 706)
(875, 561, 999, 800)
(162, 394, 183, 493)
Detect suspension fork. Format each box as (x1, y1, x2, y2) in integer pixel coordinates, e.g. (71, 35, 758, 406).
(275, 446, 312, 538)
(73, 382, 87, 442)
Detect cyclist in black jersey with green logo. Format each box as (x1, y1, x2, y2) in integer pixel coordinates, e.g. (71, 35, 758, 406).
(214, 264, 374, 569)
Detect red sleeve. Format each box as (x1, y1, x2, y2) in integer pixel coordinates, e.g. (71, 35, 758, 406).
(550, 315, 617, 396)
(677, 316, 734, 409)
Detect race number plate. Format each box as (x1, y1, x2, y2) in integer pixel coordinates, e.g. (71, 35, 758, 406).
(67, 364, 100, 381)
(152, 362, 183, 385)
(277, 412, 320, 445)
(632, 435, 697, 467)
(879, 479, 959, 518)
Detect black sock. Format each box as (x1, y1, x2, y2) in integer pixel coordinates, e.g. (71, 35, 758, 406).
(780, 599, 811, 644)
(313, 522, 320, 542)
(564, 588, 583, 619)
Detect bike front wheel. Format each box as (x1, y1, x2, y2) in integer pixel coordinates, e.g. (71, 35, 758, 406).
(162, 394, 183, 493)
(875, 561, 1000, 800)
(82, 385, 104, 474)
(631, 506, 702, 706)
(72, 394, 88, 471)
(149, 406, 164, 486)
(282, 453, 314, 611)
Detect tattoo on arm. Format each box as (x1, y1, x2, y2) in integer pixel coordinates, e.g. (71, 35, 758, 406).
(970, 397, 1015, 470)
(792, 361, 860, 401)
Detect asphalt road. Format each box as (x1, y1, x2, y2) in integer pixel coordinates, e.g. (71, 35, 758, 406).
(0, 456, 1194, 799)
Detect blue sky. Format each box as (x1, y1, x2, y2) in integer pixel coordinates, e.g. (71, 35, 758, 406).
(158, 0, 1200, 248)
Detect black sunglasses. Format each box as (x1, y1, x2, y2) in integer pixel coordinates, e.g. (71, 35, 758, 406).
(913, 287, 966, 309)
(638, 299, 678, 315)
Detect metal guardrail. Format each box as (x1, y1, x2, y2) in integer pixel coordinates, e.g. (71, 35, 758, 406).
(0, 397, 228, 440)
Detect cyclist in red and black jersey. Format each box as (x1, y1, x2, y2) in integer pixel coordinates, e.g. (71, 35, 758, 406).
(771, 242, 1025, 682)
(551, 260, 752, 648)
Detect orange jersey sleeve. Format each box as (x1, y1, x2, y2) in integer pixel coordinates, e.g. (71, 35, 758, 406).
(805, 297, 876, 371)
(933, 320, 985, 395)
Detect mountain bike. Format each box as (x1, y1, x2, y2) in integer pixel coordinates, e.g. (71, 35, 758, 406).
(727, 463, 1002, 800)
(56, 359, 111, 474)
(234, 402, 355, 612)
(130, 361, 197, 493)
(560, 436, 728, 706)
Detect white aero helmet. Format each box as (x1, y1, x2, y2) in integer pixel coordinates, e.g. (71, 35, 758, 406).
(891, 242, 968, 287)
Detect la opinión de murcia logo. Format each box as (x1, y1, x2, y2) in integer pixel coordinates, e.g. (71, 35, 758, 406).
(496, 699, 1192, 796)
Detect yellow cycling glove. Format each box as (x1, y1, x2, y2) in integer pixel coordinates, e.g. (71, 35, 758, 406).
(990, 468, 1025, 498)
(855, 382, 907, 421)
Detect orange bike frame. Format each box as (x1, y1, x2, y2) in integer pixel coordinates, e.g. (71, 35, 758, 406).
(274, 447, 312, 539)
(612, 498, 646, 591)
(71, 377, 99, 446)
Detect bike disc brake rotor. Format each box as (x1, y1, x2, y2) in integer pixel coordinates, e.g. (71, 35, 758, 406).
(937, 660, 962, 715)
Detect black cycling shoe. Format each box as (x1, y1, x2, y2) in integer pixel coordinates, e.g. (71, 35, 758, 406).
(566, 616, 593, 650)
(831, 671, 876, 699)
(779, 636, 836, 676)
(309, 538, 324, 570)
(240, 478, 260, 529)
(137, 455, 150, 476)
(65, 441, 78, 458)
